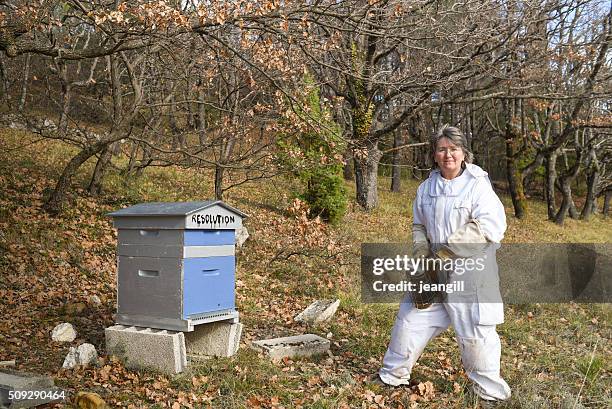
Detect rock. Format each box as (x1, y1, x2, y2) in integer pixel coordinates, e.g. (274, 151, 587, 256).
(235, 226, 249, 248)
(42, 119, 56, 129)
(74, 392, 107, 409)
(51, 323, 77, 343)
(62, 348, 78, 369)
(30, 118, 57, 132)
(65, 302, 87, 315)
(294, 299, 340, 324)
(89, 295, 102, 306)
(76, 344, 98, 366)
(8, 122, 25, 130)
(62, 343, 98, 369)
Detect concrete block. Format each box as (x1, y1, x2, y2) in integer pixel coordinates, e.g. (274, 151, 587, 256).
(185, 322, 242, 358)
(251, 334, 330, 360)
(105, 325, 187, 374)
(0, 369, 61, 408)
(294, 299, 340, 324)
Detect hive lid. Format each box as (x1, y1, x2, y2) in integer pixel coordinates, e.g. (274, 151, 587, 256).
(108, 201, 247, 218)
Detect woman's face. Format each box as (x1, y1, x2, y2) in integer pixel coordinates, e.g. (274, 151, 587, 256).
(434, 137, 465, 179)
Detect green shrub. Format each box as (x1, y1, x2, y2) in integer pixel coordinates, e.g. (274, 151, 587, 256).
(301, 167, 346, 225)
(277, 75, 347, 224)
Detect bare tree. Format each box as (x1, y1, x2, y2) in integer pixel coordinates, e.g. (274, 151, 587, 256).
(291, 1, 542, 209)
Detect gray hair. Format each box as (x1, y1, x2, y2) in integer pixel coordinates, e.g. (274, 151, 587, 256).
(430, 125, 474, 167)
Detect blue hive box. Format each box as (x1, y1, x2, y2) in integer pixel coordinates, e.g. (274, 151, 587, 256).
(108, 201, 247, 331)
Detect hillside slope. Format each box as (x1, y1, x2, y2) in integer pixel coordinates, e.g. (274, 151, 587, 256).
(0, 129, 610, 408)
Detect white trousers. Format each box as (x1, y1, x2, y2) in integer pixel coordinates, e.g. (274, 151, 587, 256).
(379, 302, 511, 401)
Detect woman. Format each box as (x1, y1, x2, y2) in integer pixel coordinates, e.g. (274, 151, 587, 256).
(377, 126, 511, 403)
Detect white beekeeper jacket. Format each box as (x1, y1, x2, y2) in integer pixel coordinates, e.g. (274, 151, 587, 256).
(413, 163, 507, 324)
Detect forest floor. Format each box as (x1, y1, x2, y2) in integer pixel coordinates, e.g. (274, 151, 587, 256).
(0, 128, 610, 408)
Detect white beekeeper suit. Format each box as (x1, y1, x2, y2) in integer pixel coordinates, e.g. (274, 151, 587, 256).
(378, 163, 511, 401)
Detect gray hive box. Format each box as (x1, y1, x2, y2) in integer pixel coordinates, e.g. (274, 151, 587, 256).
(108, 201, 247, 332)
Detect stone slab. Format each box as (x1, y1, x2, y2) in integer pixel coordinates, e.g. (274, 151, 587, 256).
(0, 371, 54, 390)
(105, 325, 187, 374)
(294, 299, 340, 324)
(184, 322, 242, 358)
(0, 370, 61, 408)
(251, 334, 330, 360)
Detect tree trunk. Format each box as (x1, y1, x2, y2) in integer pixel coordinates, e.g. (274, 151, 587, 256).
(390, 129, 401, 192)
(122, 142, 139, 176)
(558, 155, 579, 220)
(554, 179, 572, 225)
(581, 169, 599, 219)
(169, 89, 182, 149)
(88, 145, 113, 195)
(197, 86, 207, 146)
(43, 143, 107, 214)
(581, 148, 600, 220)
(18, 53, 30, 110)
(186, 85, 196, 130)
(354, 141, 382, 210)
(214, 164, 224, 200)
(522, 153, 544, 197)
(544, 150, 558, 220)
(350, 74, 377, 208)
(174, 132, 186, 150)
(407, 114, 427, 180)
(343, 147, 354, 181)
(109, 55, 123, 123)
(505, 138, 526, 218)
(603, 190, 611, 217)
(135, 146, 151, 177)
(58, 82, 72, 132)
(568, 198, 579, 219)
(0, 53, 10, 103)
(555, 149, 582, 225)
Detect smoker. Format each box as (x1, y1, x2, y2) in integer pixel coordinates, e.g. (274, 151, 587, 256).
(108, 201, 247, 332)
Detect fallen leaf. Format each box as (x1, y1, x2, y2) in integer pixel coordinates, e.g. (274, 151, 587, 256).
(453, 382, 462, 394)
